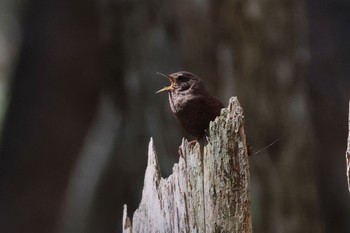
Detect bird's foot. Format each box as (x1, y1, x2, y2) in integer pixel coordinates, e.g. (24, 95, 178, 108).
(188, 140, 198, 147)
(178, 140, 198, 157)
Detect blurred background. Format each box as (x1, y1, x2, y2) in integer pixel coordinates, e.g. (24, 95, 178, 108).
(0, 0, 349, 232)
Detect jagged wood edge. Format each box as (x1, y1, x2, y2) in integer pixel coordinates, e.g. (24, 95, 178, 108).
(122, 97, 251, 232)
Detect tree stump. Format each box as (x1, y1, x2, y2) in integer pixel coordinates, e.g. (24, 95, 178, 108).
(123, 97, 252, 233)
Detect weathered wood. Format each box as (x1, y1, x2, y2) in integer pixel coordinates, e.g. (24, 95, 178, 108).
(347, 101, 350, 194)
(123, 97, 252, 233)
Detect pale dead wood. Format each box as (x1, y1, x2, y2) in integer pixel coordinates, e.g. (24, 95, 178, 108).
(346, 101, 350, 194)
(123, 97, 252, 233)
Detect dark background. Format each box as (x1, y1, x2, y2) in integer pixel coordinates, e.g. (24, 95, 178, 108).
(0, 0, 349, 232)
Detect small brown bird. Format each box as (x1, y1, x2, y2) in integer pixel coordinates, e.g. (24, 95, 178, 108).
(156, 71, 224, 141)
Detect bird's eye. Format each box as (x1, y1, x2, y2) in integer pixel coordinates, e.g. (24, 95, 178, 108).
(177, 76, 188, 82)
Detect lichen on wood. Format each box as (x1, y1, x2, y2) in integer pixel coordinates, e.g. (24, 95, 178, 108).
(123, 97, 252, 233)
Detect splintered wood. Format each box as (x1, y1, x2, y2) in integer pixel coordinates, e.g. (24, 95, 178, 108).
(123, 97, 252, 233)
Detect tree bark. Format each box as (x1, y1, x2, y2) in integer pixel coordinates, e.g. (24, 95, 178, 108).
(123, 97, 251, 233)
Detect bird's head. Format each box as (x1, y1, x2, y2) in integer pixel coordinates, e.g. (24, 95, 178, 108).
(156, 71, 203, 94)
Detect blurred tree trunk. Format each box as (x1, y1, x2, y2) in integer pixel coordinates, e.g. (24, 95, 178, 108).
(0, 1, 101, 232)
(306, 1, 350, 232)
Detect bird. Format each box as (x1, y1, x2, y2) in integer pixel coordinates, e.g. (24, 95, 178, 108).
(156, 71, 224, 141)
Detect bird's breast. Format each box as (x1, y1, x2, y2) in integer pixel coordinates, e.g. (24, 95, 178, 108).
(168, 93, 223, 139)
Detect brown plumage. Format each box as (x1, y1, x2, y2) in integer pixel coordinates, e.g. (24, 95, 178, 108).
(156, 71, 224, 140)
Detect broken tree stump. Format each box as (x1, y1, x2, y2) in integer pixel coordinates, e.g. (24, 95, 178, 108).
(123, 97, 252, 233)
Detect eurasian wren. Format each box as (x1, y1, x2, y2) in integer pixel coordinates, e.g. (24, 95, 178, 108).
(156, 71, 224, 140)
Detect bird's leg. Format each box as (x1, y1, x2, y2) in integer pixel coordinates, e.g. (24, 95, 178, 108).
(178, 139, 198, 157)
(188, 140, 198, 147)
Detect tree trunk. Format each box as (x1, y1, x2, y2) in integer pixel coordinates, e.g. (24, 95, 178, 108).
(122, 97, 251, 233)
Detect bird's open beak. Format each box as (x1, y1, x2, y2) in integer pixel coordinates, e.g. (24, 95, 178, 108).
(155, 72, 175, 93)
